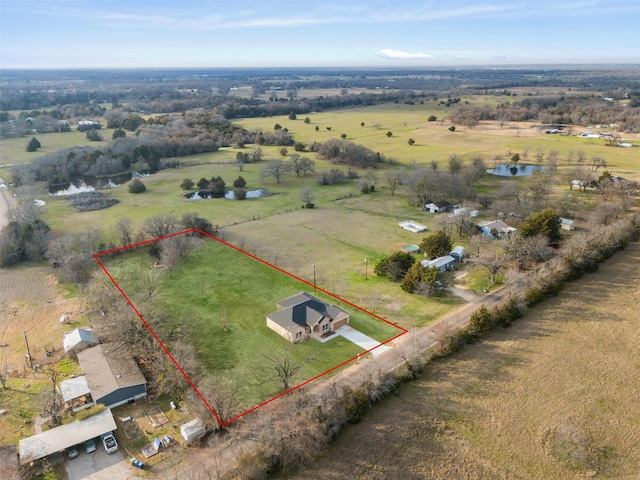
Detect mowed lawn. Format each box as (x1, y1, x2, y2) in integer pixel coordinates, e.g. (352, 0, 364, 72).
(101, 236, 404, 411)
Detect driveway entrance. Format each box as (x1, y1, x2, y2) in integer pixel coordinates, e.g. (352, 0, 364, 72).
(336, 325, 391, 357)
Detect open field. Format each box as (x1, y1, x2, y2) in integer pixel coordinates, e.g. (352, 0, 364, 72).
(237, 104, 640, 177)
(100, 236, 404, 412)
(279, 240, 640, 479)
(0, 266, 86, 445)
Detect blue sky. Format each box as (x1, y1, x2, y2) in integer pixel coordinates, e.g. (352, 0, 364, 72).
(1, 0, 638, 69)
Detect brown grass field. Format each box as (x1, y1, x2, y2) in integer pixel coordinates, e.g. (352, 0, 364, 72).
(279, 240, 640, 479)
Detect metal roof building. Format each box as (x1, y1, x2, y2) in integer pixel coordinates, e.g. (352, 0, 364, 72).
(18, 409, 116, 465)
(63, 328, 98, 353)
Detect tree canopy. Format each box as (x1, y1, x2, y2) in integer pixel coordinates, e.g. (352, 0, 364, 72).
(374, 251, 415, 281)
(420, 230, 452, 259)
(518, 209, 561, 242)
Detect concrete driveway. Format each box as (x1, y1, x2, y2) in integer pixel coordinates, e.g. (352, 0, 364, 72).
(336, 325, 391, 357)
(65, 447, 138, 480)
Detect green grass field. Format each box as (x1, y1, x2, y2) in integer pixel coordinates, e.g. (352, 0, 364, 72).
(101, 236, 404, 411)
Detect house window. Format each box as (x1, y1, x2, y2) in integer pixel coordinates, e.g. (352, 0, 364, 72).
(322, 324, 329, 331)
(296, 331, 302, 338)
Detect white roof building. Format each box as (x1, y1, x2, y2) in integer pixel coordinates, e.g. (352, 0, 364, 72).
(18, 409, 117, 465)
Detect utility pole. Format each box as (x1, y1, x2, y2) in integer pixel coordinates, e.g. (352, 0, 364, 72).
(23, 330, 34, 370)
(313, 264, 316, 292)
(364, 256, 369, 280)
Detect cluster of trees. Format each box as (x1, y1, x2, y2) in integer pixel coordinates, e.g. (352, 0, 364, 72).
(0, 202, 50, 267)
(404, 157, 485, 207)
(259, 155, 316, 184)
(315, 139, 385, 169)
(374, 244, 442, 296)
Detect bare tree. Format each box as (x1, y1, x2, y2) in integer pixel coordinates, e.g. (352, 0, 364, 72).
(289, 155, 315, 177)
(40, 364, 66, 426)
(260, 159, 292, 184)
(262, 348, 315, 392)
(468, 237, 509, 284)
(386, 170, 404, 196)
(116, 217, 134, 247)
(144, 214, 179, 238)
(506, 233, 552, 270)
(588, 202, 623, 226)
(0, 355, 9, 389)
(298, 184, 314, 207)
(160, 235, 193, 269)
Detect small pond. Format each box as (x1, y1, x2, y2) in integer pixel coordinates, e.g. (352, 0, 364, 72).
(486, 164, 546, 177)
(185, 189, 269, 200)
(48, 171, 148, 195)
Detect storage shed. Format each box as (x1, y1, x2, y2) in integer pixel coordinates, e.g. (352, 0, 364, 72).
(450, 246, 466, 262)
(181, 418, 206, 445)
(63, 328, 99, 354)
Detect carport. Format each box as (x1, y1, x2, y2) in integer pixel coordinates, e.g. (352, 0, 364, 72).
(18, 409, 117, 466)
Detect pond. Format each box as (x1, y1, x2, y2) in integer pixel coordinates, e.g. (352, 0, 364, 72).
(48, 172, 148, 195)
(486, 164, 546, 177)
(185, 189, 269, 200)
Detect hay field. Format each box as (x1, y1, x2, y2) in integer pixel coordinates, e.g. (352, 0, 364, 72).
(237, 104, 640, 178)
(281, 240, 640, 479)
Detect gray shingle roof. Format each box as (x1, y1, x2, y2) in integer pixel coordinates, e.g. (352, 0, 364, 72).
(269, 293, 348, 333)
(76, 343, 146, 403)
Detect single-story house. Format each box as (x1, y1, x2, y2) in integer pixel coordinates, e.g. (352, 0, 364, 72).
(478, 220, 517, 239)
(450, 246, 466, 262)
(18, 408, 117, 466)
(63, 328, 99, 354)
(559, 218, 575, 231)
(424, 201, 451, 213)
(420, 255, 456, 272)
(77, 343, 147, 409)
(266, 292, 350, 343)
(58, 375, 94, 412)
(399, 220, 427, 233)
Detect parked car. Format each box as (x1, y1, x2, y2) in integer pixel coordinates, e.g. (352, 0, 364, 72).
(66, 445, 80, 460)
(84, 438, 97, 453)
(101, 432, 118, 454)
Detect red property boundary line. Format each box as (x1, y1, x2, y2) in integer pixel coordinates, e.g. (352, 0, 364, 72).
(94, 228, 408, 426)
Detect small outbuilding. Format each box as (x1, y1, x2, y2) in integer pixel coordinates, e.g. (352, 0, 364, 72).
(63, 328, 99, 354)
(559, 218, 575, 231)
(59, 375, 94, 412)
(424, 201, 451, 213)
(450, 246, 466, 262)
(180, 418, 206, 446)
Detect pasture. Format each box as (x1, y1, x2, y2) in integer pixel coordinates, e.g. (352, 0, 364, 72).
(99, 235, 404, 412)
(280, 239, 640, 479)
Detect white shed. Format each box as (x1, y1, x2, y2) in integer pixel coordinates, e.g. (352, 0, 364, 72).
(181, 418, 206, 445)
(559, 218, 575, 231)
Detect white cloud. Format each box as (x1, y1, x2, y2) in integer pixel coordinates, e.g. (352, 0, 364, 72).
(377, 49, 433, 60)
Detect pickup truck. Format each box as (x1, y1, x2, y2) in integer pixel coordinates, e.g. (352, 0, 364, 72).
(100, 432, 118, 454)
